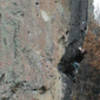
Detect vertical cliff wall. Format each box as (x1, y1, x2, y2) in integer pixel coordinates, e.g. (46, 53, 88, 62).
(0, 0, 70, 99)
(1, 0, 99, 100)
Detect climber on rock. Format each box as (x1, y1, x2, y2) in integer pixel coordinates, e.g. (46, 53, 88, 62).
(58, 46, 87, 81)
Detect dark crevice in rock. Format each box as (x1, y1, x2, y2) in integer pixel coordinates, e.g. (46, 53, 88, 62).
(68, 0, 88, 46)
(0, 73, 5, 83)
(33, 86, 47, 94)
(57, 0, 88, 100)
(35, 2, 39, 6)
(66, 30, 69, 35)
(0, 13, 2, 22)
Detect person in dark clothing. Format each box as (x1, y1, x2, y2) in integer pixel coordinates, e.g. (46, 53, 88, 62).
(73, 47, 87, 63)
(58, 46, 87, 80)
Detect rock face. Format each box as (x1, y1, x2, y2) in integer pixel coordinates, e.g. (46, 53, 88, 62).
(0, 0, 70, 99)
(0, 0, 100, 100)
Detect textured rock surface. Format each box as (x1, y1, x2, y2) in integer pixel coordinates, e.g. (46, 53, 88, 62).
(0, 0, 70, 99)
(0, 0, 100, 100)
